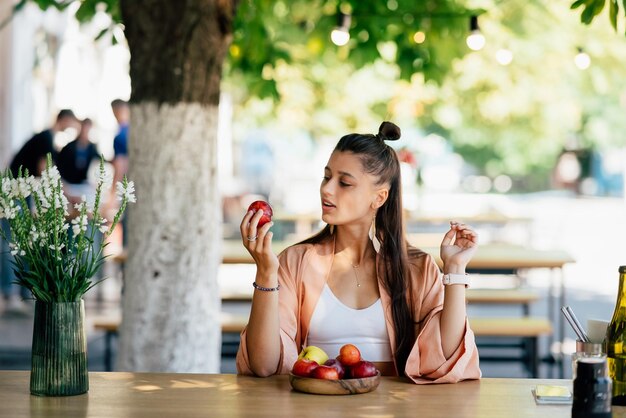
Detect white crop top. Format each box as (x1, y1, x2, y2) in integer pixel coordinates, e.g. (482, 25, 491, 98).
(306, 284, 392, 362)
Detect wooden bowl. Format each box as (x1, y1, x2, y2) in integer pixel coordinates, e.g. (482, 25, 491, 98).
(289, 372, 381, 395)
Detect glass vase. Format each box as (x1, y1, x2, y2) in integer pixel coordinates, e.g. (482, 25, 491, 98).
(30, 300, 89, 396)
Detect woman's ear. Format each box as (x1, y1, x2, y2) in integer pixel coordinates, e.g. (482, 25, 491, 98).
(372, 188, 389, 209)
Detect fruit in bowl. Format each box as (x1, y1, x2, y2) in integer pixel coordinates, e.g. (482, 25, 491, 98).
(291, 358, 319, 377)
(298, 345, 329, 365)
(323, 359, 345, 379)
(311, 365, 340, 380)
(247, 200, 273, 228)
(288, 370, 381, 395)
(337, 343, 361, 367)
(349, 360, 378, 379)
(289, 344, 381, 395)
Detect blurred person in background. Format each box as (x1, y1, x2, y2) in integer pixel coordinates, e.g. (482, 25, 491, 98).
(9, 109, 79, 177)
(2, 109, 79, 314)
(57, 118, 100, 185)
(110, 99, 129, 188)
(106, 99, 130, 246)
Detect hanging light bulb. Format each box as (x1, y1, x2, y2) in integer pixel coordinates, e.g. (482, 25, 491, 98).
(495, 48, 513, 65)
(466, 15, 485, 51)
(331, 13, 351, 46)
(413, 31, 426, 44)
(574, 47, 591, 70)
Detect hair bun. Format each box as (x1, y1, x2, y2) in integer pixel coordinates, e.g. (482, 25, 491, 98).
(378, 121, 401, 141)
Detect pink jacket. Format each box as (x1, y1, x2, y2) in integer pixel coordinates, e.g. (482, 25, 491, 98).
(236, 238, 481, 384)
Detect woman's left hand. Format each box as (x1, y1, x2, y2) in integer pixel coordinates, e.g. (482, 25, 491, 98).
(439, 221, 479, 272)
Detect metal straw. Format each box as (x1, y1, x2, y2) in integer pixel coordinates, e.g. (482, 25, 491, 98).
(561, 306, 590, 342)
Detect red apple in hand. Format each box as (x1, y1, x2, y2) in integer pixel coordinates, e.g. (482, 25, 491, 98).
(337, 344, 361, 367)
(323, 358, 345, 379)
(247, 200, 273, 228)
(349, 360, 378, 378)
(291, 358, 319, 377)
(311, 365, 340, 380)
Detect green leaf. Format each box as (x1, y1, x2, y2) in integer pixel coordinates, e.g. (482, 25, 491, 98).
(571, 0, 588, 9)
(74, 0, 98, 23)
(581, 3, 597, 23)
(610, 0, 618, 30)
(13, 0, 28, 12)
(593, 0, 606, 16)
(95, 28, 109, 41)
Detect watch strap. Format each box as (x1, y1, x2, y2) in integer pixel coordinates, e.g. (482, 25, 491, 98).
(442, 273, 470, 288)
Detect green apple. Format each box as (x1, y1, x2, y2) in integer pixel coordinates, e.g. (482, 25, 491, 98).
(298, 345, 329, 365)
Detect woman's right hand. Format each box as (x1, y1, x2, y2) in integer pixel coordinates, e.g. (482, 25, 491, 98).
(240, 209, 279, 276)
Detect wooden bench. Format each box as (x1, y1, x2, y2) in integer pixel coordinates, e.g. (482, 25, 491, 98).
(95, 312, 551, 378)
(466, 289, 540, 316)
(469, 317, 552, 378)
(93, 313, 248, 371)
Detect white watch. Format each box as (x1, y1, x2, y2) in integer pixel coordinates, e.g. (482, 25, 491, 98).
(442, 273, 470, 288)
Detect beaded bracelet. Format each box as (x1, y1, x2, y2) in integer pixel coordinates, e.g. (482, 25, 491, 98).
(252, 282, 281, 292)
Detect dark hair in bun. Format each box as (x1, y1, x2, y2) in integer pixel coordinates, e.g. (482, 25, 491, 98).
(378, 121, 401, 141)
(301, 120, 415, 374)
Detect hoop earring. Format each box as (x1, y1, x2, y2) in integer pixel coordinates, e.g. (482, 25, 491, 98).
(369, 216, 381, 253)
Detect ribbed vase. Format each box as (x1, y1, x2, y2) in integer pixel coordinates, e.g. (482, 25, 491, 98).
(30, 300, 89, 396)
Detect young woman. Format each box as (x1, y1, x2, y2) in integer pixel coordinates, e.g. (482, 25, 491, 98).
(236, 122, 480, 384)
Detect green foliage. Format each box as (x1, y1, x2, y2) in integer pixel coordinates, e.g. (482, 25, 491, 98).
(12, 0, 123, 41)
(0, 157, 134, 302)
(227, 0, 482, 99)
(571, 0, 626, 34)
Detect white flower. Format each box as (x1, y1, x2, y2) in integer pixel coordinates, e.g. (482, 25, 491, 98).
(48, 244, 64, 251)
(14, 177, 32, 199)
(30, 225, 39, 242)
(1, 201, 18, 219)
(71, 219, 87, 235)
(98, 167, 113, 191)
(116, 181, 136, 203)
(98, 218, 109, 234)
(1, 178, 12, 195)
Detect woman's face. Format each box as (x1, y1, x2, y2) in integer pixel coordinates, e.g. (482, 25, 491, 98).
(320, 151, 387, 227)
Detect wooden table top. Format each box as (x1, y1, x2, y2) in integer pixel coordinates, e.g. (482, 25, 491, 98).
(1, 371, 609, 418)
(221, 240, 575, 270)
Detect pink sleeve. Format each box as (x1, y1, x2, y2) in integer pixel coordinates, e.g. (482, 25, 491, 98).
(404, 256, 481, 384)
(236, 250, 302, 376)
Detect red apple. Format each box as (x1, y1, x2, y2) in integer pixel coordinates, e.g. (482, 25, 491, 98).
(247, 200, 273, 228)
(337, 344, 361, 367)
(311, 365, 340, 380)
(291, 358, 319, 377)
(323, 358, 345, 379)
(349, 360, 378, 379)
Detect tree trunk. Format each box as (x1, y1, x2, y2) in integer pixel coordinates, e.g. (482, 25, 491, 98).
(117, 0, 234, 372)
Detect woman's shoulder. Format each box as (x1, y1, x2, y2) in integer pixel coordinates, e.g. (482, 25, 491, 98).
(406, 244, 433, 265)
(406, 244, 440, 280)
(278, 239, 333, 263)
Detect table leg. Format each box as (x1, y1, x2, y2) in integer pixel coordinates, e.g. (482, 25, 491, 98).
(547, 268, 556, 378)
(104, 331, 114, 372)
(558, 267, 566, 379)
(529, 336, 539, 378)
